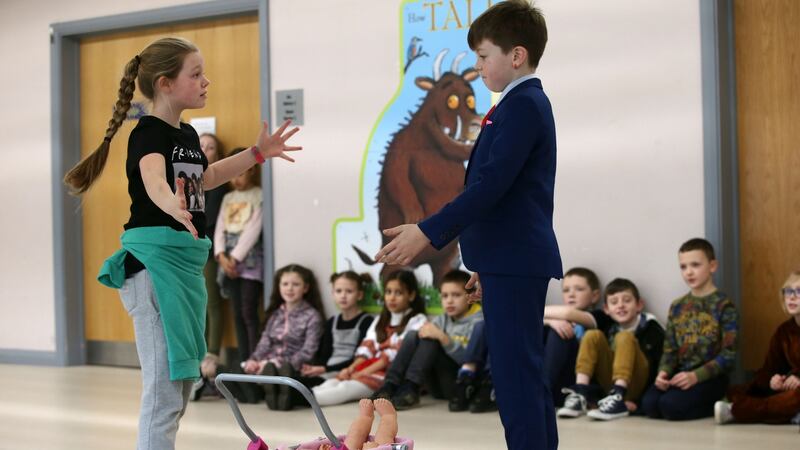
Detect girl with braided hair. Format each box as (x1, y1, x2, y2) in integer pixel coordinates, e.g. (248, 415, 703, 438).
(63, 37, 302, 450)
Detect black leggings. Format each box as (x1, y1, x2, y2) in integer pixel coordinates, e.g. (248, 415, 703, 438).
(227, 278, 262, 362)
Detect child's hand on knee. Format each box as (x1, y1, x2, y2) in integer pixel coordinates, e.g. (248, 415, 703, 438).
(243, 359, 260, 374)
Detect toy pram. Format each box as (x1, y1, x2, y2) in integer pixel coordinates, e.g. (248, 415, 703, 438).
(215, 374, 414, 450)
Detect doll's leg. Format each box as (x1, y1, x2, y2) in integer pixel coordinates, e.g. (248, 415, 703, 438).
(344, 399, 375, 450)
(372, 398, 398, 446)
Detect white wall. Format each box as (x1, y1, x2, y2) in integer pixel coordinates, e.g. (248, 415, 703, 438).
(0, 0, 704, 354)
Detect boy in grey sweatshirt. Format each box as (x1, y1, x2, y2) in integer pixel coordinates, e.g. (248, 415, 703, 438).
(371, 270, 484, 409)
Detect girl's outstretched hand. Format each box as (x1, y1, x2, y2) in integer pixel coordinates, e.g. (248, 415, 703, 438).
(171, 178, 198, 239)
(255, 119, 302, 162)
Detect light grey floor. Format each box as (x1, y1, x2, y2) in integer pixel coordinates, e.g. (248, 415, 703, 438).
(0, 364, 797, 449)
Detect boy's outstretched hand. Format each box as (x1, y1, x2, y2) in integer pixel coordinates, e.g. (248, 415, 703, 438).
(375, 224, 429, 266)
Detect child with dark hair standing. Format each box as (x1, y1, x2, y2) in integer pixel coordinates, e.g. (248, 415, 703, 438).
(313, 271, 427, 406)
(299, 271, 375, 388)
(641, 238, 738, 421)
(242, 264, 325, 410)
(214, 147, 264, 367)
(715, 271, 800, 425)
(376, 2, 561, 447)
(371, 270, 483, 410)
(557, 278, 664, 421)
(68, 36, 301, 450)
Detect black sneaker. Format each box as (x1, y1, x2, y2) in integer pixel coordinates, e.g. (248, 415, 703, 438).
(260, 362, 279, 410)
(469, 375, 498, 413)
(557, 388, 587, 418)
(392, 382, 421, 410)
(449, 374, 476, 412)
(276, 363, 294, 411)
(588, 391, 628, 421)
(371, 382, 399, 401)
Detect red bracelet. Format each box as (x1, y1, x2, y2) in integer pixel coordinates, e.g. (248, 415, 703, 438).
(250, 145, 265, 164)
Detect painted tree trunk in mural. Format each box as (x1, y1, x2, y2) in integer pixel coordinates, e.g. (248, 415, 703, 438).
(334, 0, 496, 313)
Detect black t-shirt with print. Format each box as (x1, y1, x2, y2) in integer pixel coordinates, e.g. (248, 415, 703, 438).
(123, 115, 208, 275)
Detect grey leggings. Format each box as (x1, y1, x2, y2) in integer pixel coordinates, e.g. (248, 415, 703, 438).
(120, 270, 193, 450)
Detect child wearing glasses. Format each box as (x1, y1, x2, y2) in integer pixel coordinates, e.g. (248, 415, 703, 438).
(714, 270, 800, 425)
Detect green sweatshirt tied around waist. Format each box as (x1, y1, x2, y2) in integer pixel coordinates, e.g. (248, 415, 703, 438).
(98, 227, 211, 381)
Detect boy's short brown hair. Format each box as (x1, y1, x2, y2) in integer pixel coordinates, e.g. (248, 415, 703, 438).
(605, 278, 641, 302)
(440, 269, 472, 290)
(679, 238, 716, 261)
(564, 267, 601, 292)
(467, 0, 548, 68)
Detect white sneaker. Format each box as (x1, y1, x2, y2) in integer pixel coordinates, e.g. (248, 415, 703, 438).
(557, 388, 587, 418)
(714, 400, 734, 424)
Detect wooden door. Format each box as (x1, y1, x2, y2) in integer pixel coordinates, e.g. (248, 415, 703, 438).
(80, 15, 260, 364)
(734, 0, 800, 370)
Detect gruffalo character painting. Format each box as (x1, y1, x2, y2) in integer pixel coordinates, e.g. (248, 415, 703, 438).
(334, 0, 496, 312)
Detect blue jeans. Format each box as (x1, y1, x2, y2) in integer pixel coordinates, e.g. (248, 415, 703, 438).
(463, 321, 490, 373)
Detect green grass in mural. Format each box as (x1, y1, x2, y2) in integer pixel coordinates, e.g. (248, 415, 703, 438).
(359, 281, 443, 315)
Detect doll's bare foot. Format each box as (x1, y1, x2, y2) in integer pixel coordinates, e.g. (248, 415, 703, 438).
(373, 398, 398, 445)
(344, 399, 375, 450)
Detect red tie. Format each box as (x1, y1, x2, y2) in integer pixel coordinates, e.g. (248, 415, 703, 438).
(481, 104, 497, 129)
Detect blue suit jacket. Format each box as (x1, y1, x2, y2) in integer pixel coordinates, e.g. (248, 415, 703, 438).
(419, 78, 563, 278)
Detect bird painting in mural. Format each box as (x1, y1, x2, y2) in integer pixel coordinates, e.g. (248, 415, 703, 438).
(404, 36, 429, 73)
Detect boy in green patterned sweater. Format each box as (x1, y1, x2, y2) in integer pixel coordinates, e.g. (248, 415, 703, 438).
(641, 238, 738, 420)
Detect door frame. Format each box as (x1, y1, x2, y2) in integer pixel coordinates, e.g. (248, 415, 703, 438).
(50, 0, 273, 366)
(699, 0, 742, 376)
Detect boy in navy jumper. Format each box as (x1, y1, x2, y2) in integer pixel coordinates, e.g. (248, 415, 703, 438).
(375, 2, 561, 448)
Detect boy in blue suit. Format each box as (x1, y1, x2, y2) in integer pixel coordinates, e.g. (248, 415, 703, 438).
(374, 2, 562, 449)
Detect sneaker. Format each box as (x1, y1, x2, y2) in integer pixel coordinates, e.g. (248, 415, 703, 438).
(392, 382, 420, 411)
(790, 411, 800, 425)
(557, 388, 587, 418)
(469, 375, 498, 413)
(260, 362, 279, 410)
(714, 400, 734, 425)
(588, 392, 629, 421)
(449, 374, 476, 412)
(371, 382, 399, 401)
(189, 378, 206, 402)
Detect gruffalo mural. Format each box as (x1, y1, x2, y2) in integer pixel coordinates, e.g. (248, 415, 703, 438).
(352, 50, 481, 287)
(333, 0, 495, 312)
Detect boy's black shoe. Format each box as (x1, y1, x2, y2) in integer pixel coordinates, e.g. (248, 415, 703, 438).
(260, 362, 279, 410)
(469, 375, 498, 413)
(449, 372, 477, 412)
(276, 363, 295, 411)
(391, 382, 420, 411)
(371, 382, 398, 401)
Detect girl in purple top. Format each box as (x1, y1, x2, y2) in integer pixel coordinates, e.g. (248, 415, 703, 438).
(243, 264, 325, 410)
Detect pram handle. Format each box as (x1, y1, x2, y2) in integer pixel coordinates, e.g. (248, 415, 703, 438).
(215, 373, 343, 448)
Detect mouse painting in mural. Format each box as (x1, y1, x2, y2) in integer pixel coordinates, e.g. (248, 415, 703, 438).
(353, 49, 482, 287)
